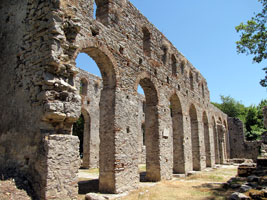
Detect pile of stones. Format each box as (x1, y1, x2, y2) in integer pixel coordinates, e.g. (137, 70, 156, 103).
(227, 158, 267, 200)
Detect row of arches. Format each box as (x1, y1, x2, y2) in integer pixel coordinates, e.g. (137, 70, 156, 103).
(72, 46, 228, 193)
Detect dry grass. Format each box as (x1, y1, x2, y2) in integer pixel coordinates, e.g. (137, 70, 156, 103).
(119, 166, 238, 200)
(76, 165, 238, 200)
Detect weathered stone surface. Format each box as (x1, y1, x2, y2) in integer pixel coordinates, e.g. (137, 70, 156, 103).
(239, 184, 252, 193)
(229, 192, 250, 200)
(238, 164, 257, 177)
(42, 135, 80, 199)
(85, 193, 106, 200)
(247, 175, 260, 183)
(228, 118, 262, 161)
(0, 0, 230, 199)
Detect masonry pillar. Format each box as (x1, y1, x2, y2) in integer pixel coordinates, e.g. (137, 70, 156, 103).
(208, 124, 216, 167)
(217, 123, 226, 164)
(182, 114, 192, 173)
(38, 135, 80, 199)
(198, 120, 207, 170)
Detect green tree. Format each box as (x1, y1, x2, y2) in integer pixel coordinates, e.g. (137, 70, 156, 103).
(257, 99, 267, 125)
(212, 95, 247, 122)
(235, 0, 267, 86)
(213, 96, 267, 140)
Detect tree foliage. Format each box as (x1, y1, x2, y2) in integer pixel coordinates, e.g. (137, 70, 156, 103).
(212, 95, 247, 122)
(235, 0, 267, 86)
(212, 96, 267, 140)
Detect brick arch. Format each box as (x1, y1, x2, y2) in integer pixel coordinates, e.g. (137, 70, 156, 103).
(189, 103, 200, 171)
(170, 93, 185, 173)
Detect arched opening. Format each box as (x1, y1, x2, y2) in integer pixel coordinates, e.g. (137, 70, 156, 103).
(180, 60, 185, 75)
(212, 117, 219, 164)
(76, 53, 101, 77)
(171, 55, 177, 76)
(73, 114, 85, 159)
(137, 78, 160, 182)
(189, 71, 194, 90)
(137, 85, 146, 179)
(170, 94, 185, 173)
(75, 47, 116, 193)
(73, 109, 91, 169)
(80, 78, 88, 96)
(203, 112, 211, 167)
(201, 83, 205, 98)
(189, 104, 200, 171)
(142, 27, 151, 57)
(162, 45, 168, 64)
(95, 0, 110, 26)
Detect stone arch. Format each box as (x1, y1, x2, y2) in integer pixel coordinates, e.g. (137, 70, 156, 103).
(170, 93, 185, 173)
(203, 111, 211, 167)
(75, 45, 117, 193)
(212, 116, 219, 164)
(136, 74, 160, 181)
(189, 104, 200, 170)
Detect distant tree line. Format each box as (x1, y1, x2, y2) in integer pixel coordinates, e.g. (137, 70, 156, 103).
(212, 96, 267, 141)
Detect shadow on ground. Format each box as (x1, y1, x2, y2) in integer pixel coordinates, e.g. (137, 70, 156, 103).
(193, 182, 235, 199)
(78, 179, 99, 194)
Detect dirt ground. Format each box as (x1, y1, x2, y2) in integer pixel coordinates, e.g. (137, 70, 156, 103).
(0, 165, 238, 200)
(77, 165, 238, 200)
(0, 179, 31, 200)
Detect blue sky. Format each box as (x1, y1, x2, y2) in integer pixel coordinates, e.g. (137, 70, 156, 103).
(76, 0, 266, 106)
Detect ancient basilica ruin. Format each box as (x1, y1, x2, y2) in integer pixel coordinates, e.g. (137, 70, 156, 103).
(0, 0, 263, 199)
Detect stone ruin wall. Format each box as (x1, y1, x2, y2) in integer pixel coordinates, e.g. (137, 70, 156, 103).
(0, 0, 230, 199)
(227, 106, 267, 161)
(228, 117, 262, 161)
